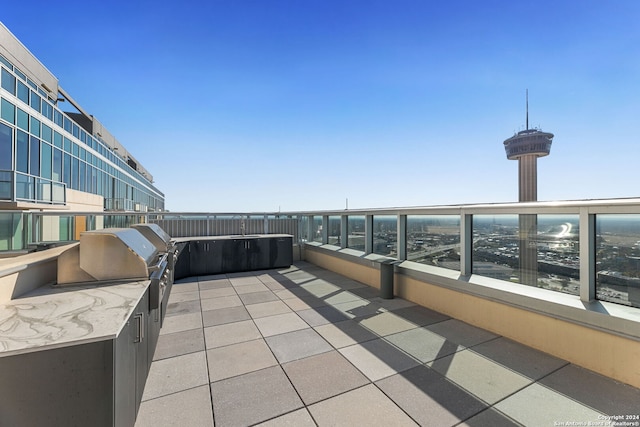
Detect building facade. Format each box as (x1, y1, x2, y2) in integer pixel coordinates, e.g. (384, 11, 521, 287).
(0, 23, 164, 214)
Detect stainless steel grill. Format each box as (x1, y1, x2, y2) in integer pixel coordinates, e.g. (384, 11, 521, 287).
(57, 226, 175, 315)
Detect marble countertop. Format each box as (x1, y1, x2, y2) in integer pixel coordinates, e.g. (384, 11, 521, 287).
(0, 280, 149, 357)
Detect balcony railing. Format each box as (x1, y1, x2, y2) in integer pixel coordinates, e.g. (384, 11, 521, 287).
(2, 198, 640, 309)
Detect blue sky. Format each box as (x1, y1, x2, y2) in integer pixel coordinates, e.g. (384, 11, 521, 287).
(2, 1, 640, 212)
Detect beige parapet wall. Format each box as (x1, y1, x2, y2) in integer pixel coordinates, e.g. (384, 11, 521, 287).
(303, 245, 640, 389)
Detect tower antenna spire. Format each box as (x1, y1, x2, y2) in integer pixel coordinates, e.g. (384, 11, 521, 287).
(526, 89, 529, 130)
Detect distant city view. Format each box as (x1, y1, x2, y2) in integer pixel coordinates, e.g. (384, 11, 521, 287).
(307, 213, 640, 308)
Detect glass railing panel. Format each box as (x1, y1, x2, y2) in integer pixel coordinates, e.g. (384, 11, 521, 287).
(347, 215, 365, 251)
(407, 215, 460, 271)
(0, 170, 12, 200)
(373, 215, 397, 257)
(596, 214, 640, 308)
(311, 215, 323, 243)
(473, 214, 519, 281)
(473, 214, 580, 293)
(328, 215, 341, 245)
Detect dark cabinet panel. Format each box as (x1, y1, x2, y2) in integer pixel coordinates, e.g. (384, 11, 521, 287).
(174, 235, 293, 277)
(173, 242, 190, 280)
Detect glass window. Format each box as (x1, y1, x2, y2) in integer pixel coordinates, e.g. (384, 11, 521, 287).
(347, 215, 365, 250)
(41, 142, 52, 179)
(63, 137, 71, 152)
(373, 215, 397, 257)
(79, 161, 86, 191)
(596, 214, 640, 308)
(53, 131, 62, 148)
(41, 124, 52, 143)
(0, 55, 12, 69)
(72, 123, 79, 139)
(53, 148, 62, 182)
(71, 157, 79, 190)
(26, 79, 37, 90)
(1, 98, 15, 124)
(13, 67, 25, 81)
(407, 215, 460, 271)
(17, 81, 29, 104)
(72, 142, 79, 157)
(80, 147, 86, 161)
(16, 130, 28, 173)
(30, 91, 41, 113)
(42, 100, 53, 121)
(1, 68, 16, 95)
(63, 153, 71, 187)
(17, 108, 28, 131)
(0, 170, 12, 200)
(0, 122, 12, 170)
(30, 116, 40, 137)
(63, 116, 71, 133)
(54, 109, 63, 127)
(30, 136, 40, 176)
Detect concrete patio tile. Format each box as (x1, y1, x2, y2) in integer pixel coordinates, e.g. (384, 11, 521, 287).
(246, 300, 292, 319)
(254, 408, 316, 426)
(348, 286, 380, 299)
(200, 294, 242, 311)
(207, 339, 278, 382)
(159, 312, 203, 335)
(385, 326, 463, 363)
(427, 349, 532, 405)
(425, 318, 499, 348)
(204, 320, 262, 349)
(273, 289, 298, 300)
(389, 305, 450, 326)
(142, 351, 209, 401)
(330, 299, 384, 319)
(471, 337, 568, 381)
(135, 385, 213, 427)
(165, 299, 201, 317)
(299, 279, 341, 298)
(314, 319, 379, 348)
(234, 283, 270, 294)
(376, 365, 488, 426)
(282, 350, 369, 405)
(198, 287, 237, 299)
(358, 311, 419, 336)
(324, 290, 365, 305)
(153, 328, 205, 361)
(370, 296, 416, 311)
(202, 306, 250, 327)
(260, 279, 288, 292)
(254, 312, 309, 337)
(265, 328, 333, 363)
(167, 290, 200, 304)
(339, 338, 420, 381)
(308, 384, 418, 426)
(239, 290, 280, 305)
(210, 366, 303, 426)
(538, 364, 640, 415)
(282, 294, 328, 311)
(198, 278, 232, 290)
(198, 274, 227, 281)
(459, 408, 522, 427)
(170, 281, 199, 293)
(296, 305, 350, 327)
(493, 383, 606, 426)
(228, 275, 263, 286)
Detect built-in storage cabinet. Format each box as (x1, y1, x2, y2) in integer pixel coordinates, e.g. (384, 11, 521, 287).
(0, 287, 155, 427)
(174, 235, 293, 280)
(173, 242, 190, 279)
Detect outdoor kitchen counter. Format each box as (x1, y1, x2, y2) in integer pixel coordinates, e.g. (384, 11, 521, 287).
(0, 278, 150, 357)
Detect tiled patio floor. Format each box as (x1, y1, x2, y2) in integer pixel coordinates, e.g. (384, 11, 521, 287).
(135, 262, 640, 426)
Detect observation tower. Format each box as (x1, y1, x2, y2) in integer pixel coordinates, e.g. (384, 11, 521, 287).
(503, 92, 554, 202)
(504, 92, 554, 287)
